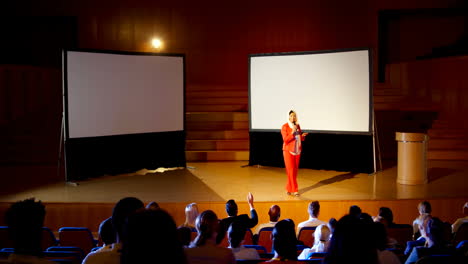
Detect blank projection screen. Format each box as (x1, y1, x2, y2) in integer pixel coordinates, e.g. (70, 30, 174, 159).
(249, 49, 371, 134)
(65, 50, 184, 139)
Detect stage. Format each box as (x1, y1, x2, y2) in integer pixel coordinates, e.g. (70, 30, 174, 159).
(0, 160, 467, 233)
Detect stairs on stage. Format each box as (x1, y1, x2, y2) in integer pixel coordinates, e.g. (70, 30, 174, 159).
(185, 86, 249, 161)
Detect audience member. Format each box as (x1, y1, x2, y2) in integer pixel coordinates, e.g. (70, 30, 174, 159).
(266, 219, 298, 262)
(373, 222, 401, 264)
(82, 197, 144, 264)
(404, 214, 430, 256)
(95, 217, 116, 252)
(120, 209, 186, 264)
(228, 221, 260, 260)
(412, 201, 432, 238)
(217, 193, 258, 244)
(374, 207, 396, 227)
(328, 218, 337, 235)
(298, 224, 331, 259)
(324, 214, 379, 264)
(180, 203, 199, 230)
(297, 201, 326, 236)
(452, 202, 468, 233)
(349, 205, 362, 218)
(185, 210, 235, 264)
(177, 226, 193, 248)
(254, 205, 281, 235)
(2, 198, 54, 264)
(405, 217, 454, 264)
(146, 201, 160, 211)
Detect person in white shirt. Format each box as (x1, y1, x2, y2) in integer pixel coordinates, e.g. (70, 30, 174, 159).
(254, 205, 281, 235)
(412, 201, 432, 238)
(297, 201, 326, 236)
(228, 221, 260, 260)
(298, 224, 331, 259)
(452, 202, 468, 233)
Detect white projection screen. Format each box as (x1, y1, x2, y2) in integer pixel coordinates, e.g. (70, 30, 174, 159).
(64, 50, 184, 139)
(249, 49, 372, 134)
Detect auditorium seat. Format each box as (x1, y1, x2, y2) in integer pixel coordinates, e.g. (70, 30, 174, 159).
(43, 250, 83, 264)
(244, 245, 267, 254)
(0, 226, 13, 250)
(386, 224, 412, 249)
(219, 228, 253, 248)
(257, 227, 274, 253)
(453, 223, 468, 246)
(297, 227, 317, 248)
(41, 227, 58, 250)
(58, 227, 97, 254)
(46, 246, 84, 261)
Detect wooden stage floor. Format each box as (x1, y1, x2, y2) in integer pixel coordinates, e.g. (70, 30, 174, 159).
(0, 160, 467, 230)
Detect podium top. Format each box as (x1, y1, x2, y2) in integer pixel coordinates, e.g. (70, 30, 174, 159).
(395, 132, 428, 142)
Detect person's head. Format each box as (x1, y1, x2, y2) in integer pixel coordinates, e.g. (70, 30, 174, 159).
(226, 200, 238, 217)
(325, 214, 378, 264)
(184, 203, 199, 227)
(268, 205, 281, 222)
(373, 222, 388, 251)
(192, 210, 219, 247)
(349, 205, 362, 218)
(228, 221, 246, 248)
(146, 201, 160, 211)
(99, 217, 116, 245)
(418, 201, 432, 215)
(112, 197, 144, 241)
(420, 216, 445, 247)
(5, 198, 45, 255)
(272, 219, 297, 261)
(462, 202, 468, 216)
(359, 213, 374, 225)
(378, 207, 394, 224)
(288, 110, 297, 124)
(120, 209, 186, 264)
(308, 201, 320, 218)
(314, 224, 331, 248)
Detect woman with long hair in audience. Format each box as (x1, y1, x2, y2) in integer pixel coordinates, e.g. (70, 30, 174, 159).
(181, 203, 199, 230)
(262, 219, 298, 263)
(120, 209, 187, 264)
(185, 210, 235, 264)
(298, 224, 331, 259)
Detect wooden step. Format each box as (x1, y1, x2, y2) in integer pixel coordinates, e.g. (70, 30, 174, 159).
(186, 150, 249, 161)
(428, 139, 468, 150)
(186, 121, 248, 130)
(373, 95, 405, 103)
(186, 105, 248, 112)
(186, 130, 249, 140)
(187, 97, 248, 105)
(428, 129, 468, 138)
(187, 90, 247, 98)
(427, 150, 468, 160)
(186, 140, 249, 151)
(186, 112, 248, 122)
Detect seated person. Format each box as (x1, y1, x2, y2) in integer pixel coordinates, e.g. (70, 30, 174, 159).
(180, 203, 199, 230)
(262, 219, 298, 263)
(412, 201, 432, 239)
(298, 224, 331, 259)
(452, 202, 468, 233)
(254, 205, 281, 235)
(374, 207, 397, 228)
(2, 198, 54, 264)
(217, 193, 258, 244)
(404, 214, 430, 256)
(95, 217, 116, 252)
(405, 217, 454, 264)
(185, 210, 235, 264)
(228, 221, 260, 260)
(374, 222, 401, 264)
(297, 201, 326, 236)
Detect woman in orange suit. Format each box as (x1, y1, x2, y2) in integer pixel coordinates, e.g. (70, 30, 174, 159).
(281, 110, 308, 196)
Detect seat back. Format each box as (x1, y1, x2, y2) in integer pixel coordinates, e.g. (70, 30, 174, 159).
(0, 226, 13, 249)
(43, 251, 83, 264)
(298, 227, 317, 248)
(41, 227, 58, 250)
(219, 228, 254, 248)
(387, 224, 412, 248)
(244, 244, 267, 254)
(46, 246, 84, 261)
(453, 222, 468, 246)
(58, 227, 96, 254)
(257, 227, 274, 253)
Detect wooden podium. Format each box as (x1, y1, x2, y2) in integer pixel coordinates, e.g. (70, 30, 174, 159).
(396, 132, 428, 185)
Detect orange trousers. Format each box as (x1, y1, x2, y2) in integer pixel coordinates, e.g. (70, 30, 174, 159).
(283, 151, 300, 193)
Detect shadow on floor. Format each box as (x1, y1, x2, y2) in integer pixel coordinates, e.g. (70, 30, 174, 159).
(299, 172, 359, 195)
(427, 167, 457, 182)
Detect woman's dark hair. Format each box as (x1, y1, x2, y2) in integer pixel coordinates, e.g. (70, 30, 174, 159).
(191, 210, 219, 247)
(272, 219, 297, 261)
(378, 207, 394, 224)
(228, 221, 246, 248)
(288, 110, 296, 115)
(324, 215, 378, 264)
(177, 226, 192, 247)
(99, 217, 116, 245)
(120, 209, 186, 264)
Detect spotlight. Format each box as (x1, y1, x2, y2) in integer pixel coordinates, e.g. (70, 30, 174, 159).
(151, 38, 163, 50)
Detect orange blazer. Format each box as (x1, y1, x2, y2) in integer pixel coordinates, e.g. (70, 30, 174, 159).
(281, 123, 305, 152)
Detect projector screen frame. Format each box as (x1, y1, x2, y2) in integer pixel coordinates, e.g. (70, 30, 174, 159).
(248, 47, 374, 135)
(61, 48, 186, 181)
